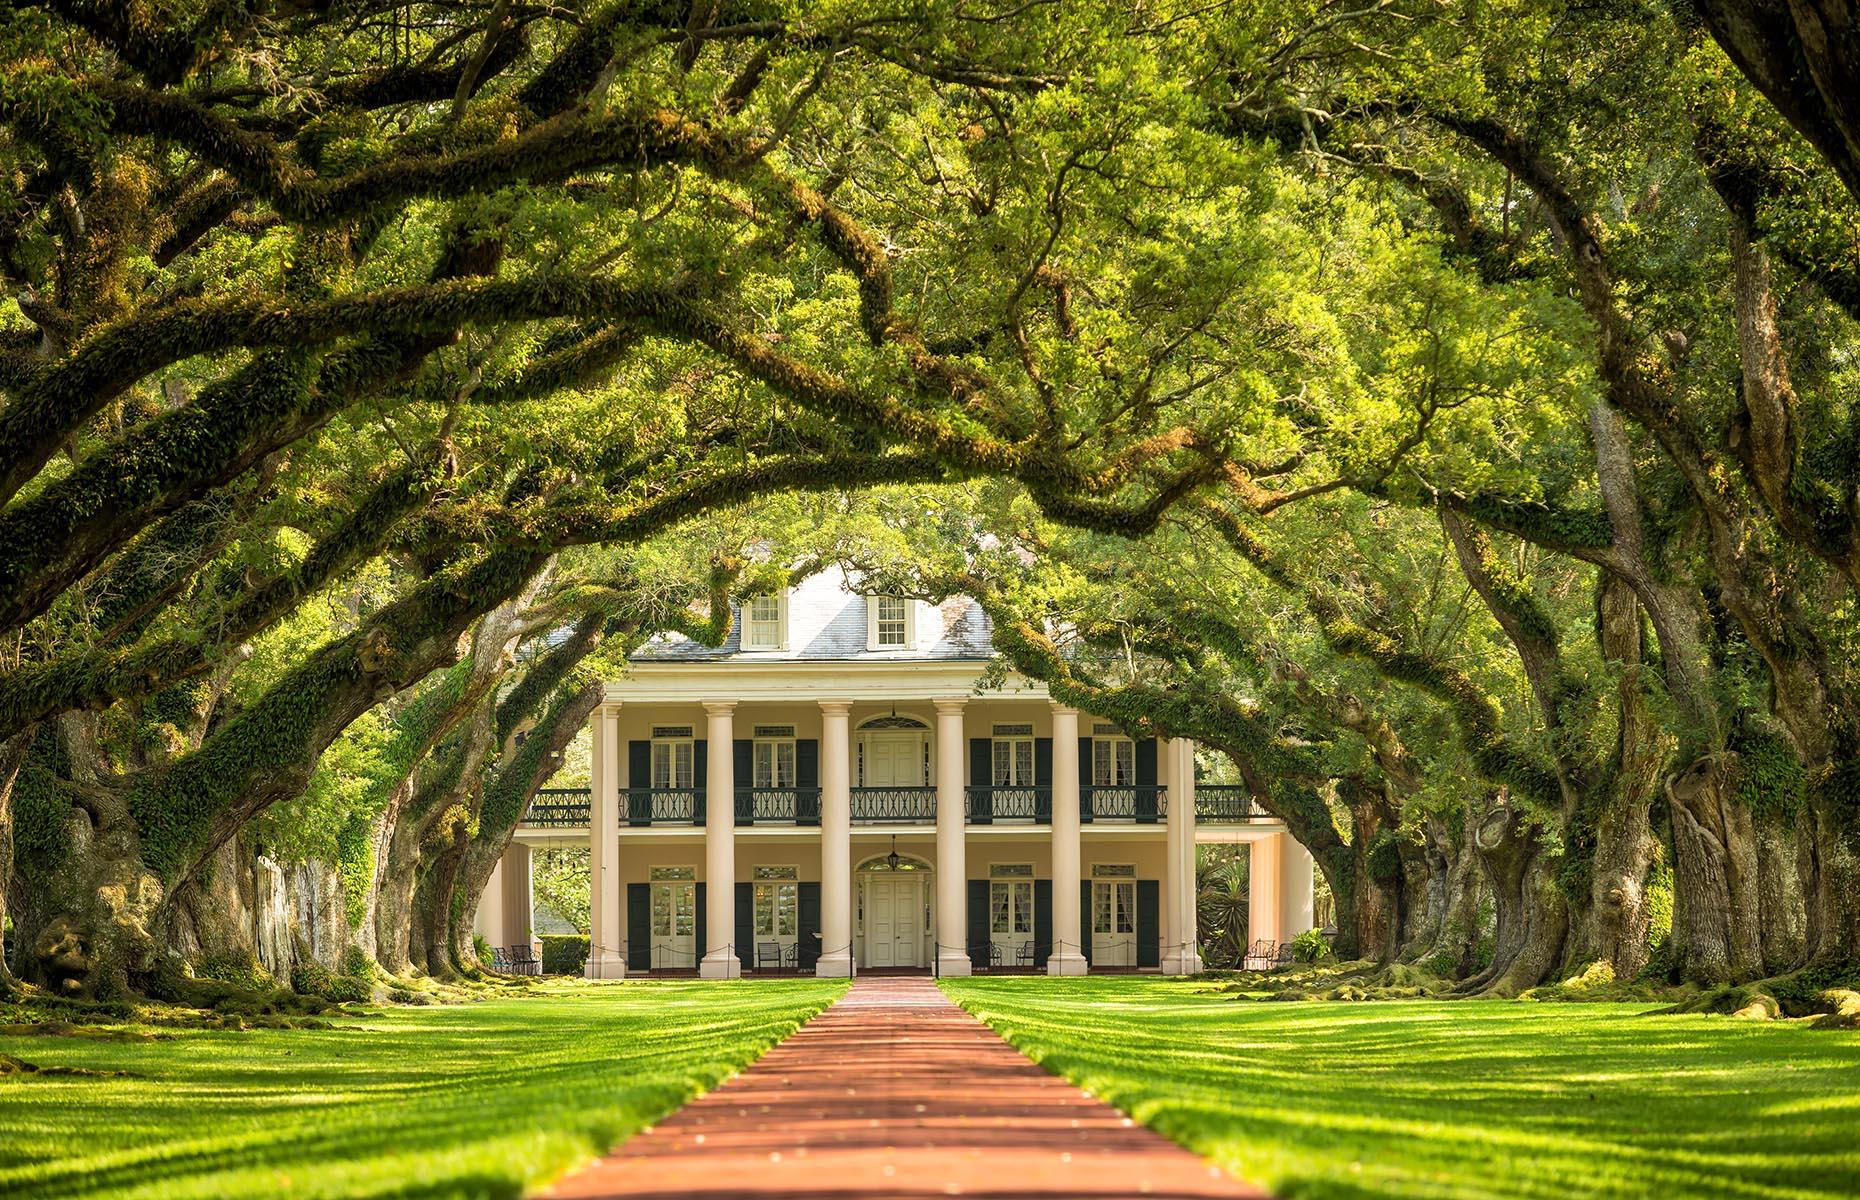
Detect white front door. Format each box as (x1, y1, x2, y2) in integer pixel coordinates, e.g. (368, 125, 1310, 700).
(864, 876, 920, 967)
(650, 882, 696, 969)
(1092, 880, 1137, 967)
(863, 734, 925, 787)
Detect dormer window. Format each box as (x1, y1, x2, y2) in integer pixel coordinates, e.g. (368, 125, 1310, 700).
(743, 593, 786, 650)
(869, 595, 911, 649)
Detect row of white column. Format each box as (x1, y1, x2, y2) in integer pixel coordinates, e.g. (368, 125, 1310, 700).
(583, 698, 1206, 979)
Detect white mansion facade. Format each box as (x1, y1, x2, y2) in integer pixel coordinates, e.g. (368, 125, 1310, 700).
(476, 569, 1316, 976)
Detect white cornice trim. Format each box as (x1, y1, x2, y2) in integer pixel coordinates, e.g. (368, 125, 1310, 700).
(603, 660, 1051, 704)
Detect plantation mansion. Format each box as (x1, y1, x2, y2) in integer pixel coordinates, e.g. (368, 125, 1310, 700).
(477, 569, 1316, 976)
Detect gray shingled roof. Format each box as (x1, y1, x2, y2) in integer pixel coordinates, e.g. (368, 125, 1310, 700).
(631, 566, 995, 663)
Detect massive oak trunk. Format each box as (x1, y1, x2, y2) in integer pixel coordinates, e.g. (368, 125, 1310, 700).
(1461, 802, 1567, 997)
(11, 548, 548, 996)
(1337, 775, 1406, 962)
(1560, 575, 1666, 980)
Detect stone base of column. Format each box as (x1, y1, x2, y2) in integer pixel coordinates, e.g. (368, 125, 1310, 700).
(1160, 949, 1204, 976)
(699, 951, 742, 980)
(583, 951, 627, 980)
(814, 951, 855, 978)
(936, 951, 973, 977)
(1046, 951, 1089, 976)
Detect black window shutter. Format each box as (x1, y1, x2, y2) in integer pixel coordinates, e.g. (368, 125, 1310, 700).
(969, 738, 992, 824)
(797, 739, 820, 825)
(967, 879, 990, 969)
(693, 740, 707, 823)
(1135, 738, 1158, 785)
(627, 883, 651, 970)
(1034, 878, 1053, 968)
(733, 739, 753, 825)
(1034, 738, 1053, 822)
(735, 881, 753, 968)
(1137, 879, 1161, 968)
(695, 881, 707, 967)
(1078, 737, 1094, 823)
(798, 882, 821, 970)
(1081, 878, 1094, 967)
(1136, 738, 1159, 823)
(627, 741, 651, 824)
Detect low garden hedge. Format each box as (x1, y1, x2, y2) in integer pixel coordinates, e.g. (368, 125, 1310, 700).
(541, 935, 590, 975)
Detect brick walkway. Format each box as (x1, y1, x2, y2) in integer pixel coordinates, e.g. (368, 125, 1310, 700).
(542, 974, 1265, 1199)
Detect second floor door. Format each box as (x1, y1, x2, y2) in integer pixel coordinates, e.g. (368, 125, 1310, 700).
(863, 733, 925, 787)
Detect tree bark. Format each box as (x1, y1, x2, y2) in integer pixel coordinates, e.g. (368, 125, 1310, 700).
(1461, 802, 1567, 997)
(0, 729, 28, 993)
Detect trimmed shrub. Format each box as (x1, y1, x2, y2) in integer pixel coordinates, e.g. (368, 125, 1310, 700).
(541, 935, 590, 975)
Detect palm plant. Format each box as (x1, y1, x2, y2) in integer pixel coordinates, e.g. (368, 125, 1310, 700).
(1197, 852, 1250, 968)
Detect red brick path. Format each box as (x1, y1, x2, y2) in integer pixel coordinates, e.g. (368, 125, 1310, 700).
(541, 974, 1266, 1199)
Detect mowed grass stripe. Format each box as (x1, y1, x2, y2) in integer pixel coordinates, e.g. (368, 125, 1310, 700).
(942, 976, 1860, 1200)
(0, 979, 846, 1200)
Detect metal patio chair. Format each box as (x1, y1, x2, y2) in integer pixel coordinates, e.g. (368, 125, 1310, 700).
(1242, 939, 1277, 971)
(756, 941, 784, 972)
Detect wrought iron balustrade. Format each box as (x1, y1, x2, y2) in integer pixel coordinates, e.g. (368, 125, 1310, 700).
(1081, 785, 1167, 823)
(521, 788, 590, 827)
(1193, 784, 1263, 822)
(733, 786, 821, 825)
(625, 787, 705, 825)
(966, 785, 1051, 823)
(849, 786, 937, 823)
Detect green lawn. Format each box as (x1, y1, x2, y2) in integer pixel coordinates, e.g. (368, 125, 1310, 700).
(942, 976, 1860, 1200)
(0, 978, 845, 1200)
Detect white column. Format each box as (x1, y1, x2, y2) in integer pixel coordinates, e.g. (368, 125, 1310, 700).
(700, 700, 741, 979)
(1173, 739, 1203, 972)
(816, 700, 855, 977)
(934, 697, 970, 976)
(1048, 704, 1087, 975)
(1279, 834, 1316, 943)
(1158, 735, 1178, 963)
(501, 841, 534, 949)
(1248, 832, 1283, 956)
(585, 701, 625, 978)
(1160, 738, 1184, 973)
(474, 859, 505, 947)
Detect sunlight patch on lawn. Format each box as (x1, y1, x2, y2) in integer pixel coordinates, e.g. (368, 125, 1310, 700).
(943, 976, 1860, 1200)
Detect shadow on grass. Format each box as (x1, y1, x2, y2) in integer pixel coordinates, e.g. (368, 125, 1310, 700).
(0, 980, 846, 1200)
(943, 976, 1860, 1200)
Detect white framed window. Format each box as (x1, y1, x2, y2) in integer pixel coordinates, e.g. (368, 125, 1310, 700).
(752, 726, 796, 789)
(753, 866, 798, 938)
(650, 727, 694, 790)
(743, 592, 786, 650)
(867, 595, 914, 650)
(992, 723, 1035, 787)
(1092, 736, 1135, 786)
(989, 874, 1034, 930)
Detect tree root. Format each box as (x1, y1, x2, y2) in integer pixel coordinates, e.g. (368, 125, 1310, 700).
(1199, 958, 1458, 1001)
(1, 1052, 137, 1078)
(1654, 964, 1860, 1025)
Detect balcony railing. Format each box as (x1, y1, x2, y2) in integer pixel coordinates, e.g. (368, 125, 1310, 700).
(967, 785, 1051, 823)
(540, 782, 1262, 827)
(1081, 785, 1167, 823)
(1194, 784, 1265, 822)
(734, 786, 822, 825)
(626, 787, 704, 825)
(850, 786, 937, 823)
(522, 788, 591, 827)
